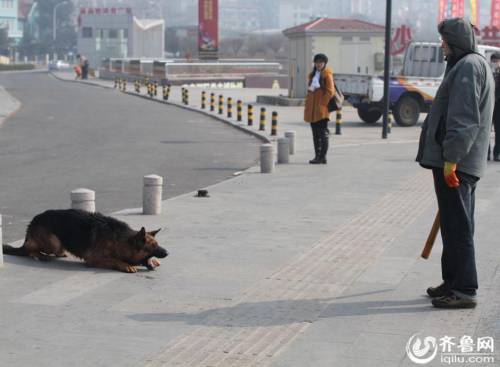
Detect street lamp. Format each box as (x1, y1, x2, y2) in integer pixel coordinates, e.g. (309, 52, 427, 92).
(53, 1, 70, 42)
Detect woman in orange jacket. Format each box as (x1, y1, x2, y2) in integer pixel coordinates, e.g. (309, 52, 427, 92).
(304, 53, 335, 164)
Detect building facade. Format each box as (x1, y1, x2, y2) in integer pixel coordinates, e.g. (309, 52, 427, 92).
(0, 0, 22, 42)
(77, 7, 164, 68)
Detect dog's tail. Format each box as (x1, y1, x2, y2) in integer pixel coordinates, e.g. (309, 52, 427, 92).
(2, 243, 29, 256)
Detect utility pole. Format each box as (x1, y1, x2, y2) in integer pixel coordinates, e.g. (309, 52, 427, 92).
(381, 0, 392, 139)
(53, 1, 70, 42)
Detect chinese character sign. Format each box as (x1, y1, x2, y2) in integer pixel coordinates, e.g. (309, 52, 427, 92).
(199, 0, 219, 58)
(470, 0, 480, 26)
(439, 0, 465, 21)
(492, 0, 500, 28)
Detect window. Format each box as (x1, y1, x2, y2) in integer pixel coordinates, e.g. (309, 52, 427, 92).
(108, 29, 118, 39)
(1, 0, 15, 9)
(82, 27, 92, 38)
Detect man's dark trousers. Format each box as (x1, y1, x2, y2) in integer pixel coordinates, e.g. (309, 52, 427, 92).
(432, 168, 479, 297)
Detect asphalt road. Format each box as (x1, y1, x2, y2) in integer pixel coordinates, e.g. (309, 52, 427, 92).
(0, 71, 261, 242)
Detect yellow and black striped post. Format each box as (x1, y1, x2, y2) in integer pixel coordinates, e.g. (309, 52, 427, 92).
(227, 97, 233, 118)
(247, 104, 254, 126)
(218, 95, 224, 114)
(210, 93, 215, 112)
(388, 111, 393, 134)
(259, 107, 266, 131)
(114, 77, 118, 89)
(122, 79, 127, 92)
(237, 100, 243, 122)
(201, 91, 206, 109)
(335, 110, 342, 135)
(181, 88, 185, 104)
(147, 83, 152, 97)
(184, 88, 189, 105)
(153, 82, 158, 97)
(271, 111, 278, 136)
(162, 84, 167, 100)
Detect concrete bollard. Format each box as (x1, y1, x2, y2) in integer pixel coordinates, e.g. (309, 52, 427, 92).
(71, 188, 96, 212)
(271, 111, 278, 136)
(284, 131, 296, 155)
(259, 107, 266, 131)
(201, 91, 206, 109)
(237, 100, 243, 122)
(143, 175, 163, 215)
(335, 110, 342, 135)
(247, 104, 254, 126)
(210, 93, 215, 111)
(260, 144, 275, 173)
(277, 138, 290, 164)
(227, 97, 233, 118)
(0, 214, 3, 266)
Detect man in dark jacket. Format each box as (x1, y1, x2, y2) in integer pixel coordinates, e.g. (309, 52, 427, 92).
(416, 18, 495, 309)
(491, 53, 500, 161)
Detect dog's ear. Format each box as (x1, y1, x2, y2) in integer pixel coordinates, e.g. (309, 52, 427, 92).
(148, 228, 161, 237)
(135, 227, 147, 246)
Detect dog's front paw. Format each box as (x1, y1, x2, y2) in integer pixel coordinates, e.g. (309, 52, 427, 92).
(123, 265, 138, 273)
(146, 257, 161, 270)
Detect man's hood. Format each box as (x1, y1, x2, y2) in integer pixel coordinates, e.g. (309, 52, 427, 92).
(438, 18, 478, 65)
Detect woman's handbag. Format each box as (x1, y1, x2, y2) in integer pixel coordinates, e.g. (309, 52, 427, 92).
(328, 83, 344, 112)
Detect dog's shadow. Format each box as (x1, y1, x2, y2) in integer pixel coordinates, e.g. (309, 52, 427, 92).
(2, 255, 152, 273)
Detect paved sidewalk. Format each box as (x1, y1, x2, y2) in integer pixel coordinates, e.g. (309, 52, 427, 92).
(0, 85, 21, 126)
(0, 72, 499, 367)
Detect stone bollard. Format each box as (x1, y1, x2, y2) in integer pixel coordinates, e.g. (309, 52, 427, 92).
(0, 214, 3, 266)
(260, 144, 275, 173)
(71, 188, 96, 212)
(143, 175, 163, 215)
(285, 131, 296, 155)
(277, 138, 290, 164)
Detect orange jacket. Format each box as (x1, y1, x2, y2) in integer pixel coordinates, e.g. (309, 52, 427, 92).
(303, 67, 335, 123)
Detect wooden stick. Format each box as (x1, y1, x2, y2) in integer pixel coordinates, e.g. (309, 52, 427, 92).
(421, 211, 440, 259)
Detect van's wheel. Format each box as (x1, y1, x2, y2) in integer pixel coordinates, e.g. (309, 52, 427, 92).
(393, 95, 420, 126)
(357, 106, 382, 124)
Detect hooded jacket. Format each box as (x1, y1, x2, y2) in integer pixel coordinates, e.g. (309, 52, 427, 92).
(304, 67, 335, 123)
(416, 18, 495, 178)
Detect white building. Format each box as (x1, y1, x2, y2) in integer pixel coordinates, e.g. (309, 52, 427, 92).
(77, 7, 164, 68)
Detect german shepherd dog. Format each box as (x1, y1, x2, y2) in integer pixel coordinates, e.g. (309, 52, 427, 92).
(2, 209, 168, 273)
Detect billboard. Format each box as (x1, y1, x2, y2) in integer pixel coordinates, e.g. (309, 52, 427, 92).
(438, 0, 465, 21)
(198, 0, 218, 59)
(492, 0, 500, 28)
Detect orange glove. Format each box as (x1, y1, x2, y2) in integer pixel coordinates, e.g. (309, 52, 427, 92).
(443, 162, 460, 188)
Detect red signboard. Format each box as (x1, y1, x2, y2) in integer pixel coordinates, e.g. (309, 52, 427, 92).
(198, 0, 218, 59)
(438, 0, 465, 21)
(391, 25, 413, 55)
(492, 0, 500, 28)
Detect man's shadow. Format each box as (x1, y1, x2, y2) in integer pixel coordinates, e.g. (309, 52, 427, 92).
(128, 289, 433, 328)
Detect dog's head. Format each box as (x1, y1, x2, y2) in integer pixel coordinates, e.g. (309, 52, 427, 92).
(129, 227, 168, 268)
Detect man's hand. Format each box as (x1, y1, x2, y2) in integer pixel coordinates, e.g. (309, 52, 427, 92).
(444, 162, 460, 188)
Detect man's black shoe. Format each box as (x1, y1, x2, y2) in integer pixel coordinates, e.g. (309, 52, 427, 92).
(426, 283, 450, 298)
(494, 155, 500, 162)
(432, 293, 477, 309)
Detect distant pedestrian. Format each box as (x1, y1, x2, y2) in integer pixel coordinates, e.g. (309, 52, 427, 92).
(304, 53, 335, 164)
(81, 57, 89, 80)
(74, 65, 82, 80)
(490, 52, 500, 161)
(416, 18, 495, 309)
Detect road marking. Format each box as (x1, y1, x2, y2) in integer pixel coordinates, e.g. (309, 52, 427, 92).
(141, 171, 434, 367)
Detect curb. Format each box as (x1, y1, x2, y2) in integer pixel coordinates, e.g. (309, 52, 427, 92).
(0, 86, 22, 127)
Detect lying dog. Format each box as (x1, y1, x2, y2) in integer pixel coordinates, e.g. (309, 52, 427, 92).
(2, 209, 168, 273)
